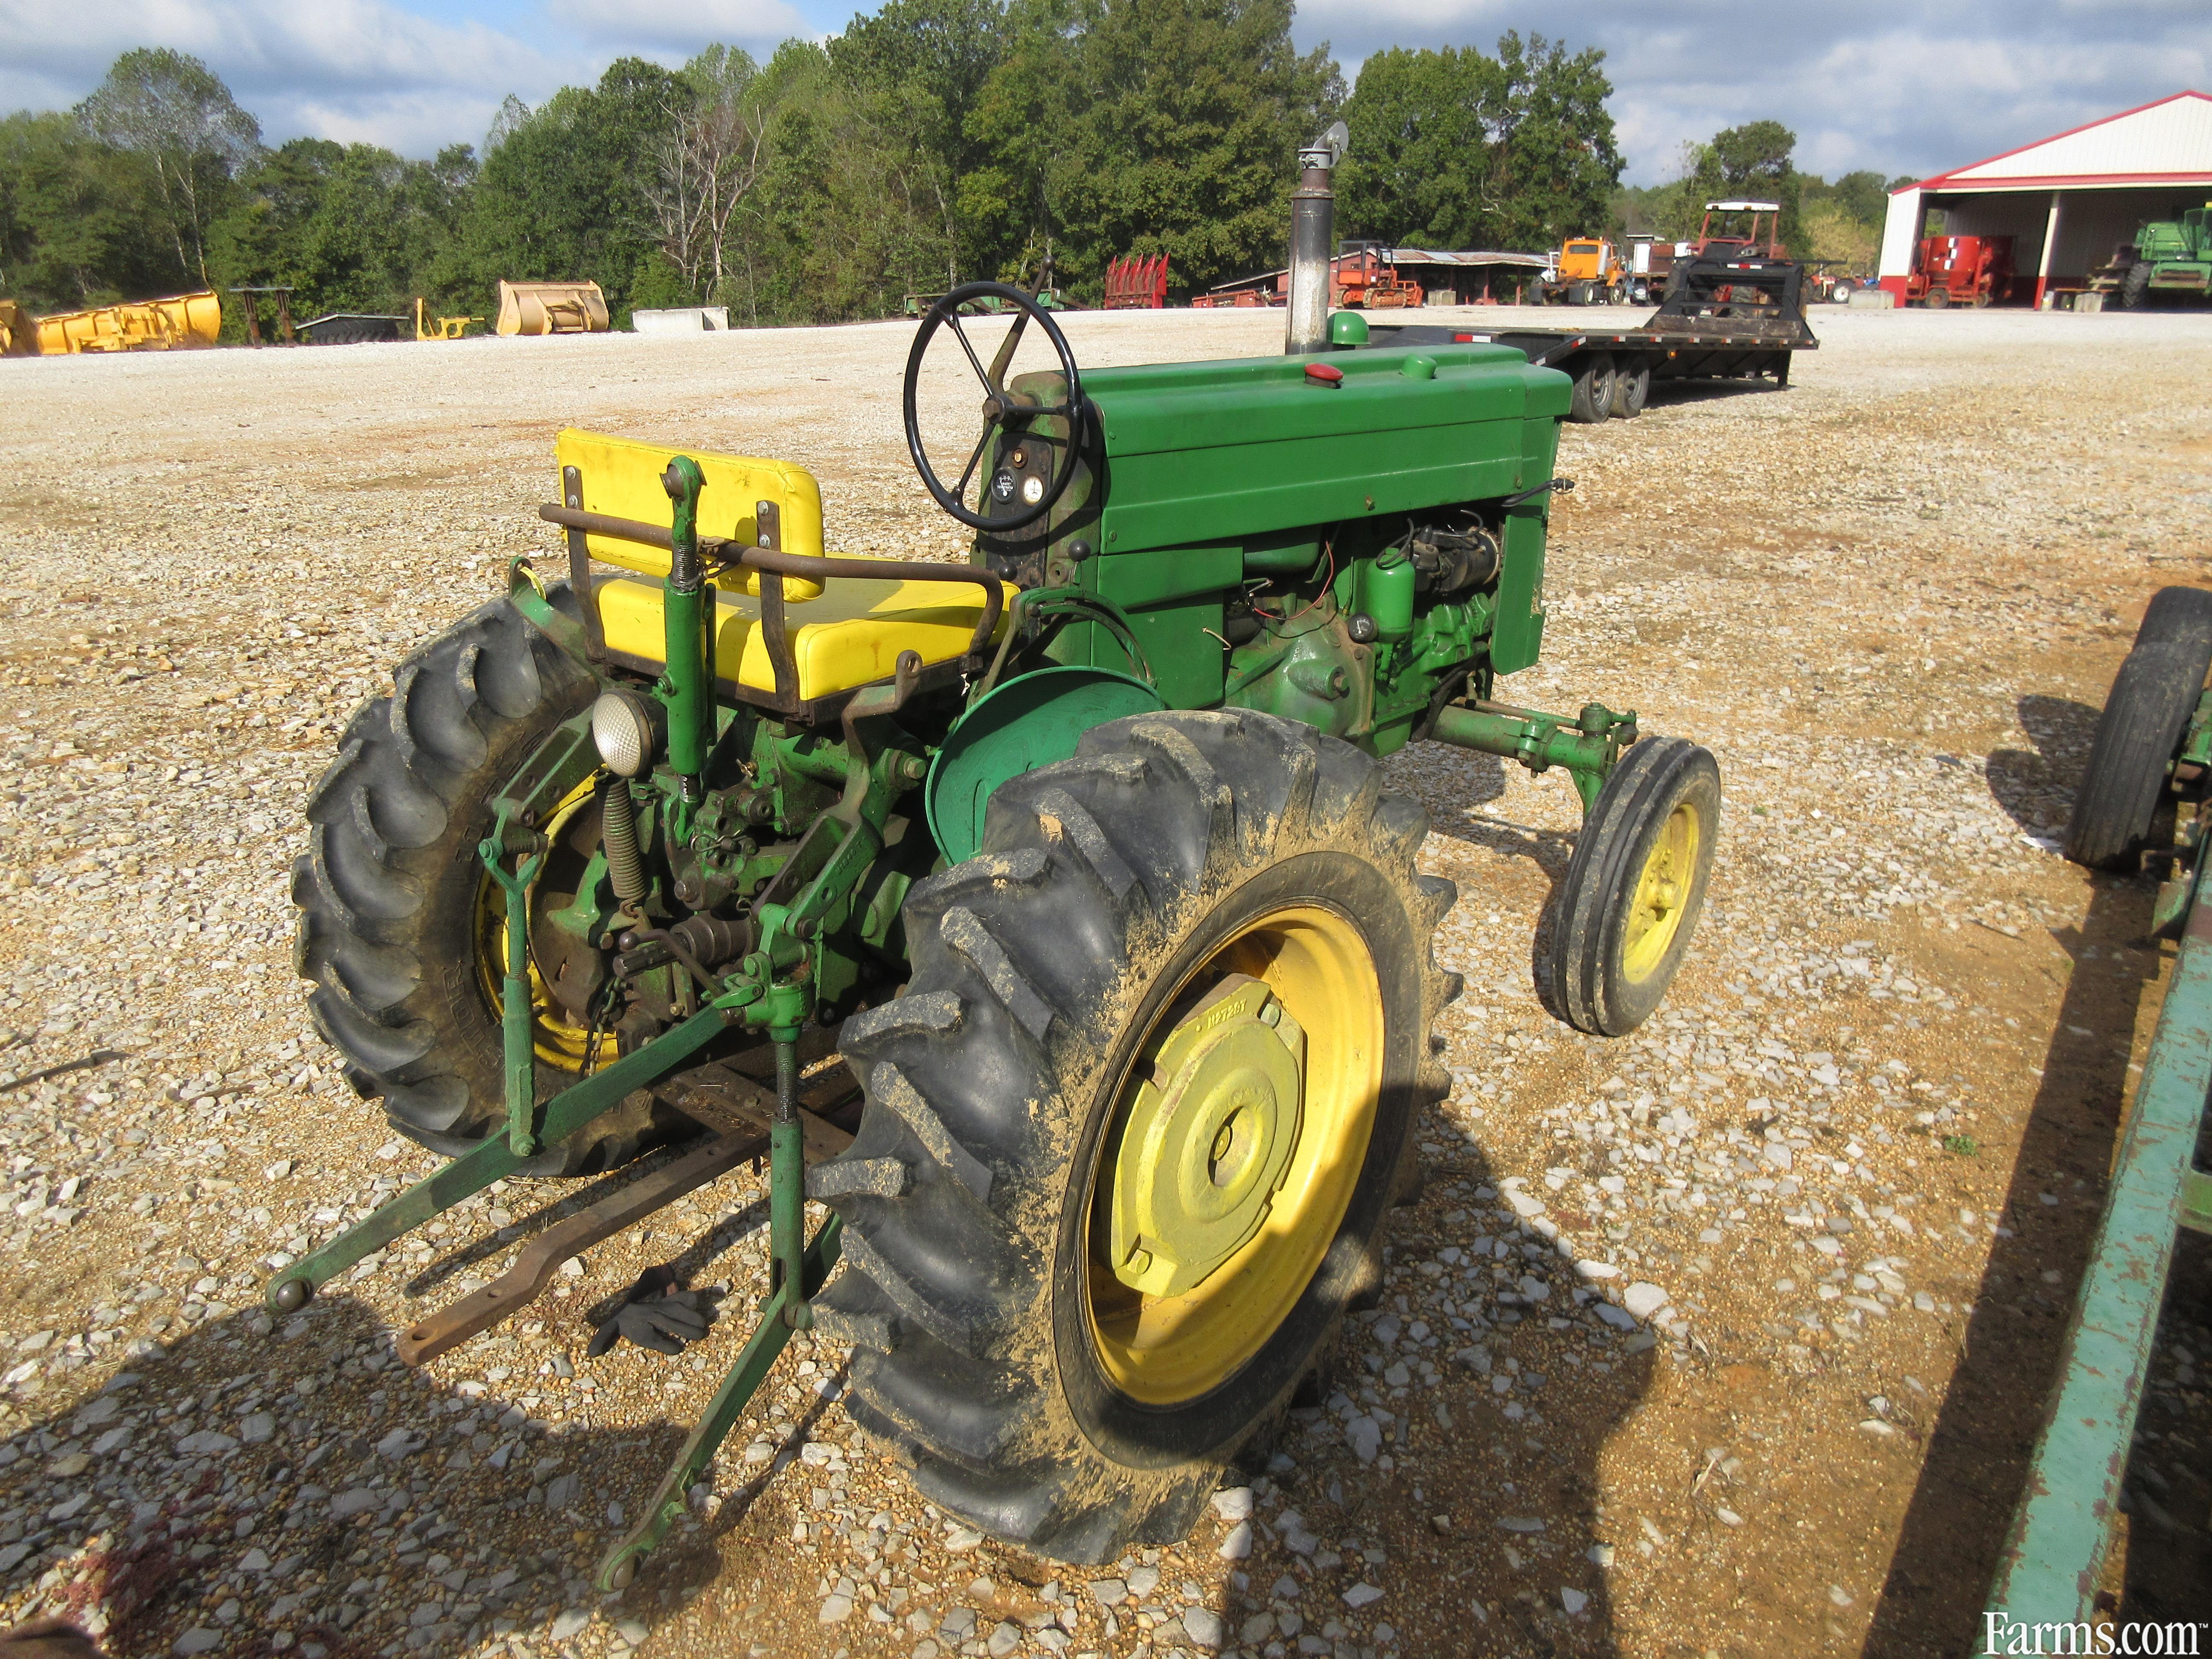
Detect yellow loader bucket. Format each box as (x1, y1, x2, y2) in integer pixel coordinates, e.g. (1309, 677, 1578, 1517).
(0, 300, 36, 357)
(496, 280, 610, 337)
(34, 291, 221, 354)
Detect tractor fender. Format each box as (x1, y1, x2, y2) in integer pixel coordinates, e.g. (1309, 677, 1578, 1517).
(926, 666, 1165, 864)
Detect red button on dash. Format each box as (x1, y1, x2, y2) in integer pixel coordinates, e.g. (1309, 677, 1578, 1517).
(1304, 361, 1344, 385)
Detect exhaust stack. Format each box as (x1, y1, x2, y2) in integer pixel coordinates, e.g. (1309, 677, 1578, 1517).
(1286, 121, 1348, 355)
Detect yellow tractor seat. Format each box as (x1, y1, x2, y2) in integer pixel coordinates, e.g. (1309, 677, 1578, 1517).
(595, 573, 1011, 704)
(556, 426, 1009, 703)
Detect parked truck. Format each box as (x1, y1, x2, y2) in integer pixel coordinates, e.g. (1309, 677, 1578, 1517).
(1536, 237, 1627, 305)
(1371, 233, 1816, 422)
(1624, 236, 1679, 305)
(2090, 204, 2212, 308)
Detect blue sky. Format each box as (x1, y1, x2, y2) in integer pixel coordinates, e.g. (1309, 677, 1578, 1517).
(0, 0, 2203, 187)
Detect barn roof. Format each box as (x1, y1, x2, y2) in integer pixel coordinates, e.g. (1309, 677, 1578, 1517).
(1905, 91, 2212, 192)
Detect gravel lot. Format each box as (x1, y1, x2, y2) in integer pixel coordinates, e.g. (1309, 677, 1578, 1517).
(0, 303, 2209, 1659)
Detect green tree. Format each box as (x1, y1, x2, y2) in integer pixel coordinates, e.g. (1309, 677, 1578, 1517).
(207, 137, 477, 322)
(0, 111, 183, 310)
(461, 57, 690, 318)
(1339, 35, 1620, 252)
(76, 49, 260, 285)
(1336, 47, 1502, 248)
(1679, 119, 1801, 250)
(645, 46, 788, 305)
(969, 0, 1339, 300)
(1822, 169, 1889, 229)
(733, 41, 962, 323)
(831, 0, 1013, 280)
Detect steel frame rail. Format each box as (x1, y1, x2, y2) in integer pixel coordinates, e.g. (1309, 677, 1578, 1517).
(1986, 838, 2212, 1623)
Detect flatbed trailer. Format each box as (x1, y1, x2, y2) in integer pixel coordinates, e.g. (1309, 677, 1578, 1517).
(1370, 244, 1818, 422)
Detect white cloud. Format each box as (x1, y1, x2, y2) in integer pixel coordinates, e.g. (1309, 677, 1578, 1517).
(0, 0, 576, 152)
(547, 0, 814, 53)
(1290, 0, 2210, 184)
(3, 0, 2202, 180)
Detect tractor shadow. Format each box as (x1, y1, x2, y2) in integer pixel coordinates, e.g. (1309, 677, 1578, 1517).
(1275, 1134, 1656, 1659)
(0, 1164, 1656, 1659)
(1861, 700, 2161, 1654)
(0, 1169, 849, 1659)
(1984, 694, 2100, 841)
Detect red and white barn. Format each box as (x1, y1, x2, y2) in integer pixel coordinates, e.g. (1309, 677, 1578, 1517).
(1880, 91, 2212, 306)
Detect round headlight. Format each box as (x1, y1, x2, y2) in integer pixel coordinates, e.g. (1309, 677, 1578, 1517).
(591, 689, 660, 778)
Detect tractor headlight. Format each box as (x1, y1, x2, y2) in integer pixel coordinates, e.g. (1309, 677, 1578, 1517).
(591, 689, 661, 778)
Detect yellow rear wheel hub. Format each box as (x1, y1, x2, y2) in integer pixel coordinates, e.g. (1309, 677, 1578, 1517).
(1086, 904, 1381, 1406)
(1621, 800, 1700, 984)
(473, 777, 608, 1074)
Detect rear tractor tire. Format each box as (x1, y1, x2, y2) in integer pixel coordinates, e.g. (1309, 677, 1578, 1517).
(810, 710, 1459, 1563)
(2062, 588, 2212, 870)
(293, 588, 692, 1175)
(1545, 736, 1720, 1036)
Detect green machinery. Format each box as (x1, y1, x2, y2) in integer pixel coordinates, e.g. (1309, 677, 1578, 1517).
(1991, 588, 2212, 1623)
(274, 274, 1722, 1590)
(2090, 204, 2212, 308)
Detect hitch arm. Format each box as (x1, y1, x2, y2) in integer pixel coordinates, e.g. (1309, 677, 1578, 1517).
(262, 1007, 729, 1315)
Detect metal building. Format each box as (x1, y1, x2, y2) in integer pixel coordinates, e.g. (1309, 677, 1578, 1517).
(1880, 90, 2212, 307)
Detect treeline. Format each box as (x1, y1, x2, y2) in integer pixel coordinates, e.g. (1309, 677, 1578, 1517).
(0, 3, 1642, 328)
(1614, 119, 1909, 269)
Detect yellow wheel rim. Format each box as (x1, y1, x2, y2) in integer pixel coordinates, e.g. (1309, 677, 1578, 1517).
(473, 777, 611, 1074)
(1086, 904, 1382, 1406)
(1620, 800, 1700, 984)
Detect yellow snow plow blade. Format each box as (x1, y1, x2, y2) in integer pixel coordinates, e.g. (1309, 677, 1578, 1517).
(35, 291, 221, 354)
(0, 301, 36, 357)
(496, 281, 610, 336)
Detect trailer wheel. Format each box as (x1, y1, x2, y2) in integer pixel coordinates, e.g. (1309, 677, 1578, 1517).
(812, 710, 1457, 1563)
(1924, 288, 1949, 310)
(2064, 617, 2212, 871)
(1566, 353, 1617, 423)
(1545, 736, 1720, 1036)
(1609, 361, 1651, 419)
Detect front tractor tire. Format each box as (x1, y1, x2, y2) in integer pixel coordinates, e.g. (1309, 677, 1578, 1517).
(293, 589, 684, 1176)
(1545, 736, 1720, 1037)
(809, 711, 1460, 1563)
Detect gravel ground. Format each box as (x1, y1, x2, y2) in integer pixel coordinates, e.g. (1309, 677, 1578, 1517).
(0, 303, 2208, 1659)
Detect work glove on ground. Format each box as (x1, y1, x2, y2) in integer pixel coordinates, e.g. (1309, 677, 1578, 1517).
(587, 1265, 712, 1356)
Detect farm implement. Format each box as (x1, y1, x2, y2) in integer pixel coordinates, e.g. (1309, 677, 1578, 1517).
(269, 142, 1722, 1592)
(1990, 589, 2212, 1623)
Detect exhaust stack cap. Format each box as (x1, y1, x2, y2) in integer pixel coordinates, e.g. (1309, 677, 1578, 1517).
(1301, 120, 1350, 172)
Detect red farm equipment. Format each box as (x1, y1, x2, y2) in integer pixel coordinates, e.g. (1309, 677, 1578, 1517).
(1103, 253, 1170, 309)
(1331, 244, 1425, 309)
(1906, 235, 2014, 308)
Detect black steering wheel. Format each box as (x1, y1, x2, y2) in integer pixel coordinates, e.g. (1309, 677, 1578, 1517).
(903, 281, 1086, 533)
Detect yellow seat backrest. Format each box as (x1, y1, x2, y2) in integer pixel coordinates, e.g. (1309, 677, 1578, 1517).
(556, 428, 827, 600)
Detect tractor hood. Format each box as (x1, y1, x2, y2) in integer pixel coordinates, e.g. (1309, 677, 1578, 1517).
(1023, 343, 1568, 556)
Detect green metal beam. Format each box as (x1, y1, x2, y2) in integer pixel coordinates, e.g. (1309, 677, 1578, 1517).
(262, 1006, 730, 1313)
(596, 1213, 842, 1592)
(1986, 851, 2212, 1625)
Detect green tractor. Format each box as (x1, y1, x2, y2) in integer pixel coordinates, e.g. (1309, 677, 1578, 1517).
(2091, 204, 2212, 308)
(276, 280, 1720, 1588)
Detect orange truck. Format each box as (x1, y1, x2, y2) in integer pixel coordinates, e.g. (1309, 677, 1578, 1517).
(1536, 238, 1627, 305)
